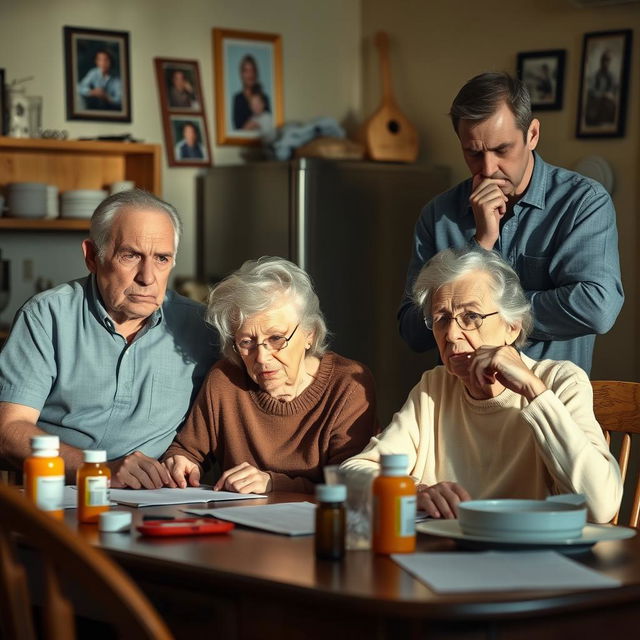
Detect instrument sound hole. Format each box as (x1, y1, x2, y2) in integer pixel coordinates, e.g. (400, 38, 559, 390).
(387, 120, 400, 134)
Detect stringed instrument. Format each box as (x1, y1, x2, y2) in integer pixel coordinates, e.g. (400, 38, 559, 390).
(361, 31, 419, 163)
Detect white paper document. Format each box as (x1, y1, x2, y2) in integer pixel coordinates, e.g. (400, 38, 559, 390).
(392, 551, 621, 593)
(108, 486, 267, 507)
(185, 501, 316, 536)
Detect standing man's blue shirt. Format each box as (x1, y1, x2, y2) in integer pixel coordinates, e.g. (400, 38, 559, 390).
(398, 152, 624, 374)
(0, 276, 218, 459)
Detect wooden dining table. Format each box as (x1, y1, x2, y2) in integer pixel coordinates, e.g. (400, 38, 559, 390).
(67, 492, 640, 640)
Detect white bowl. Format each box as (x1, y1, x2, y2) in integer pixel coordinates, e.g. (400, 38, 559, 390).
(458, 499, 587, 542)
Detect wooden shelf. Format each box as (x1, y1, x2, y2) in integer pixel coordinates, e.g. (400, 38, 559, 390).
(0, 218, 90, 231)
(0, 137, 161, 233)
(0, 136, 161, 195)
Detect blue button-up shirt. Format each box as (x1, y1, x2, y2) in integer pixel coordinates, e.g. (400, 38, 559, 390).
(0, 276, 218, 459)
(398, 152, 624, 374)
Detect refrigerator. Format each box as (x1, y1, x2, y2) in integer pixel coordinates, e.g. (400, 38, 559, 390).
(197, 159, 451, 425)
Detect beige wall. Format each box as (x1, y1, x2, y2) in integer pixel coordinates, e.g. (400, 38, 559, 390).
(362, 0, 640, 380)
(0, 0, 361, 306)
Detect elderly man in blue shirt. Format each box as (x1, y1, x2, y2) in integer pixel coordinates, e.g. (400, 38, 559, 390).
(399, 72, 623, 374)
(0, 190, 217, 487)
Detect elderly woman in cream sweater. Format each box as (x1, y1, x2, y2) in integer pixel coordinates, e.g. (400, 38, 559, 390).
(341, 247, 621, 523)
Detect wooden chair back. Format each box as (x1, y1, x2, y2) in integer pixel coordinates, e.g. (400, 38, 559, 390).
(0, 483, 173, 640)
(591, 380, 640, 527)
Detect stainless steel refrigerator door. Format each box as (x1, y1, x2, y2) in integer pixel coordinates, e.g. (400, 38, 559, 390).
(292, 159, 450, 424)
(197, 163, 291, 281)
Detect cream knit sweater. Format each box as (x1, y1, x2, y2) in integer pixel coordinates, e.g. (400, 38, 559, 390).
(341, 355, 621, 523)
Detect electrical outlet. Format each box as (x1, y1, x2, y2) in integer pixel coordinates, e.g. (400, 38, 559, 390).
(23, 259, 33, 281)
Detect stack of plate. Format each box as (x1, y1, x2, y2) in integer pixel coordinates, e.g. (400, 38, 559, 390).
(7, 182, 48, 218)
(60, 190, 107, 219)
(457, 498, 587, 543)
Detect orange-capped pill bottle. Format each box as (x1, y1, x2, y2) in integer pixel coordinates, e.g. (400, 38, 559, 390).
(77, 449, 111, 523)
(24, 435, 65, 520)
(372, 453, 416, 554)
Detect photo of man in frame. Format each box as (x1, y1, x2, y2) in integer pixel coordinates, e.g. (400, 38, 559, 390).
(75, 38, 123, 112)
(171, 116, 209, 163)
(165, 64, 200, 111)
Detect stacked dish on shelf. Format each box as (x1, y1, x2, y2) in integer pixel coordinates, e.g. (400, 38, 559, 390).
(6, 182, 49, 218)
(60, 190, 107, 219)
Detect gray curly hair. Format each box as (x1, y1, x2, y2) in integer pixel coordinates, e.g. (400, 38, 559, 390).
(412, 247, 533, 349)
(207, 256, 329, 365)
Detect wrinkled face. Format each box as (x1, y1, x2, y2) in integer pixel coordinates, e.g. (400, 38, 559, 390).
(183, 124, 197, 145)
(95, 52, 111, 73)
(235, 301, 314, 399)
(430, 271, 519, 377)
(458, 101, 539, 198)
(241, 60, 257, 87)
(85, 208, 176, 327)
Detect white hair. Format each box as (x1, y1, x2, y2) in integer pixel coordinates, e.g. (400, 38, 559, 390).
(412, 247, 533, 348)
(207, 256, 329, 365)
(89, 189, 182, 262)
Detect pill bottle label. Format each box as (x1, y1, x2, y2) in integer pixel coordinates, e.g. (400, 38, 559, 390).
(84, 476, 110, 507)
(35, 475, 65, 511)
(396, 495, 417, 537)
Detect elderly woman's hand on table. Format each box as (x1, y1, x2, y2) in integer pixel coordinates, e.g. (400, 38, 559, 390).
(163, 454, 202, 488)
(213, 462, 273, 494)
(417, 482, 471, 519)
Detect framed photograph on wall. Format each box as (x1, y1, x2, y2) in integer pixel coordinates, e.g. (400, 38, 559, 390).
(154, 58, 212, 167)
(576, 30, 632, 138)
(517, 49, 565, 111)
(212, 28, 283, 145)
(64, 25, 131, 122)
(168, 114, 212, 167)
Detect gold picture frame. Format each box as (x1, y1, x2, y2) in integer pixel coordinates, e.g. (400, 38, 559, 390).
(213, 28, 283, 146)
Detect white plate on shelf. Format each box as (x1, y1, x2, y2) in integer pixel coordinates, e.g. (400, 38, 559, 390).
(417, 519, 636, 553)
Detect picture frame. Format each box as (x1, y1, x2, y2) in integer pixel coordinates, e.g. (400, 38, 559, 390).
(576, 30, 632, 138)
(212, 28, 283, 146)
(517, 49, 565, 111)
(154, 58, 212, 167)
(64, 25, 131, 122)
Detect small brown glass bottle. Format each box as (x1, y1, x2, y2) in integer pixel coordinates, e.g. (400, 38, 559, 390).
(315, 484, 347, 561)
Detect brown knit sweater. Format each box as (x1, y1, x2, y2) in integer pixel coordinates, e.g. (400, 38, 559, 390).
(164, 351, 379, 493)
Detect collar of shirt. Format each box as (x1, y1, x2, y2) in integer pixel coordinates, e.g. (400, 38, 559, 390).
(87, 274, 164, 336)
(513, 151, 547, 212)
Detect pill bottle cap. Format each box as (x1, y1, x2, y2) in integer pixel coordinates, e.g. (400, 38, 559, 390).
(316, 484, 347, 503)
(83, 450, 107, 463)
(99, 511, 131, 532)
(380, 453, 409, 476)
(30, 435, 60, 450)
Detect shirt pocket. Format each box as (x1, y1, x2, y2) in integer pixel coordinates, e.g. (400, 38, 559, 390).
(519, 255, 553, 292)
(148, 372, 194, 425)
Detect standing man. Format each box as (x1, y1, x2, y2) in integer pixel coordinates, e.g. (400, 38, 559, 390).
(0, 190, 217, 487)
(398, 72, 623, 373)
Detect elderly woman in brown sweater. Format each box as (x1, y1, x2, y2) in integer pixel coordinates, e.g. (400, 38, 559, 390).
(163, 257, 378, 494)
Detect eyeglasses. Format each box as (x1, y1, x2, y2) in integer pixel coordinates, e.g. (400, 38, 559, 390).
(233, 324, 300, 355)
(424, 311, 499, 332)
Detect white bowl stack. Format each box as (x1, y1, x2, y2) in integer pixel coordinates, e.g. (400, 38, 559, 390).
(60, 190, 108, 219)
(7, 182, 49, 218)
(457, 498, 587, 543)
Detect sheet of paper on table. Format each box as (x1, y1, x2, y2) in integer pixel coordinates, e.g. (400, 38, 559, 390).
(107, 486, 267, 507)
(392, 551, 621, 593)
(185, 501, 316, 536)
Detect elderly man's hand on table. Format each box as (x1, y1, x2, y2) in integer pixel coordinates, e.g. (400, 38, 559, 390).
(417, 481, 471, 519)
(214, 461, 273, 494)
(108, 451, 177, 489)
(163, 454, 202, 488)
